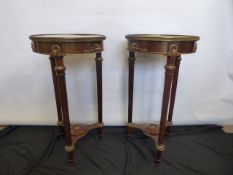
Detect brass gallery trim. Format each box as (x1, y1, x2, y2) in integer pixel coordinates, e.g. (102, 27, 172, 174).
(128, 42, 148, 52)
(65, 144, 74, 152)
(156, 144, 165, 151)
(84, 44, 103, 53)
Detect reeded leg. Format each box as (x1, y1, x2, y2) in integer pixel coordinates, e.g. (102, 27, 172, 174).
(49, 56, 64, 132)
(167, 56, 181, 134)
(95, 52, 103, 138)
(156, 56, 176, 164)
(128, 51, 135, 137)
(54, 56, 74, 166)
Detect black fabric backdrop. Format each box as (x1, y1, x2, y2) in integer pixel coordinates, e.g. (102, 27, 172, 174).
(0, 125, 232, 175)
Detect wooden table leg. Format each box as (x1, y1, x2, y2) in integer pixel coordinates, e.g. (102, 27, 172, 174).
(95, 52, 103, 138)
(49, 56, 64, 132)
(54, 56, 74, 166)
(128, 51, 135, 137)
(167, 56, 181, 134)
(156, 56, 176, 164)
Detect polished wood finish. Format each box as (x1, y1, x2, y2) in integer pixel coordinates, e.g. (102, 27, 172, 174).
(30, 34, 106, 166)
(167, 57, 181, 133)
(49, 56, 63, 132)
(126, 34, 199, 164)
(95, 52, 103, 137)
(156, 56, 176, 164)
(128, 51, 135, 137)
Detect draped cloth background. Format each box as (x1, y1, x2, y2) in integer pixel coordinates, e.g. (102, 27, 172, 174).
(0, 0, 233, 125)
(0, 125, 233, 175)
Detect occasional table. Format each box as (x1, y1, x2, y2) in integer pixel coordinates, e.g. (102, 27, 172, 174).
(125, 34, 200, 164)
(29, 34, 106, 165)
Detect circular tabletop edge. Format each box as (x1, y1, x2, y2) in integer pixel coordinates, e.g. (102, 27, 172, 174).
(125, 34, 200, 42)
(29, 34, 106, 42)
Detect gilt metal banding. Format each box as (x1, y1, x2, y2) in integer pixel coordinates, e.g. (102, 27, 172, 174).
(84, 44, 102, 53)
(156, 144, 165, 151)
(128, 42, 147, 52)
(65, 145, 74, 152)
(31, 42, 35, 50)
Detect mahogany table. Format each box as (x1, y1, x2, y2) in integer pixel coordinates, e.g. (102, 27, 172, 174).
(125, 34, 200, 164)
(29, 34, 106, 165)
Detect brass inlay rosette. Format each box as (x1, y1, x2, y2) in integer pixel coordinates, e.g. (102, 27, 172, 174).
(156, 144, 165, 152)
(65, 144, 74, 152)
(50, 45, 62, 56)
(167, 44, 180, 57)
(57, 121, 64, 126)
(127, 123, 134, 128)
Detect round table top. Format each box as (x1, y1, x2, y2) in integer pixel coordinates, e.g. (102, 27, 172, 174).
(29, 34, 106, 42)
(125, 34, 200, 42)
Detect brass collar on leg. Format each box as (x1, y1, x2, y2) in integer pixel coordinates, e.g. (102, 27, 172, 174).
(57, 121, 64, 126)
(97, 123, 104, 127)
(166, 121, 173, 127)
(156, 144, 165, 152)
(127, 123, 134, 128)
(65, 144, 74, 152)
